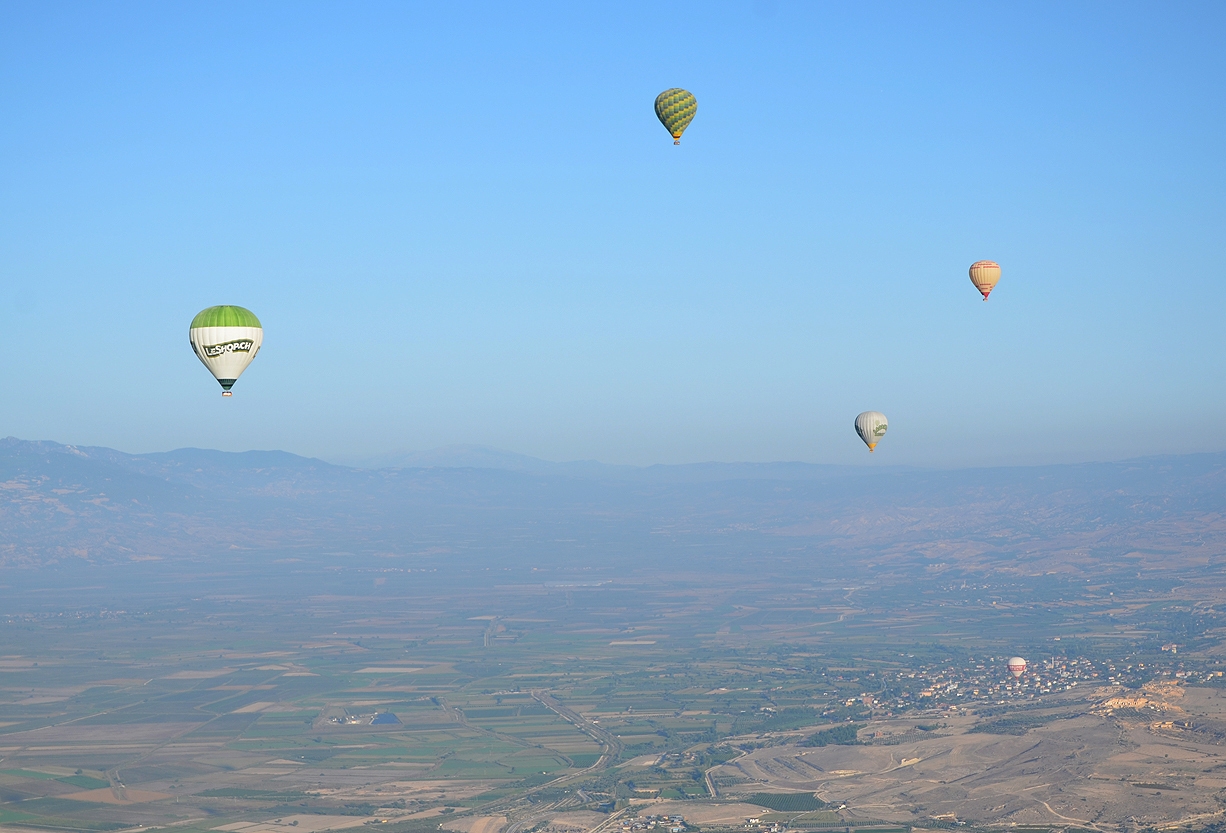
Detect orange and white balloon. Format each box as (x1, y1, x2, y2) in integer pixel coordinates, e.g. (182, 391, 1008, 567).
(969, 260, 1001, 301)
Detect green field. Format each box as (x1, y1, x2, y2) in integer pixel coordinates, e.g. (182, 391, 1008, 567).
(0, 565, 1214, 830)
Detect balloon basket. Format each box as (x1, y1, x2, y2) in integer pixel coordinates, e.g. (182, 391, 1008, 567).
(222, 391, 232, 397)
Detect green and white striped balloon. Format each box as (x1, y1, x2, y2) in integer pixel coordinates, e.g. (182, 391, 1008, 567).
(654, 88, 697, 145)
(189, 305, 263, 396)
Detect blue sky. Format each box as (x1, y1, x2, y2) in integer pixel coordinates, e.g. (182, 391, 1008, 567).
(2, 1, 1224, 467)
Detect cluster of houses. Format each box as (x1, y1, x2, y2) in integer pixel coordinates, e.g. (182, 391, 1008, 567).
(328, 711, 401, 726)
(622, 814, 687, 833)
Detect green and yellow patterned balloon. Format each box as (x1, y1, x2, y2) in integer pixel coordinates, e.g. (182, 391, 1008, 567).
(654, 88, 697, 145)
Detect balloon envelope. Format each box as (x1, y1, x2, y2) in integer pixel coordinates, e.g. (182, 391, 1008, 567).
(855, 411, 888, 452)
(189, 305, 263, 396)
(1007, 657, 1027, 678)
(969, 260, 1001, 300)
(655, 88, 697, 144)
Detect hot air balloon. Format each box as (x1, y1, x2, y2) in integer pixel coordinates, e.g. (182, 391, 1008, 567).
(189, 305, 263, 396)
(969, 260, 1001, 301)
(855, 411, 888, 453)
(1007, 657, 1027, 678)
(654, 88, 697, 145)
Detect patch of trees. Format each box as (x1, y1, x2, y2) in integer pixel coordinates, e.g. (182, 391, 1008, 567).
(744, 792, 827, 811)
(798, 723, 863, 747)
(968, 713, 1057, 735)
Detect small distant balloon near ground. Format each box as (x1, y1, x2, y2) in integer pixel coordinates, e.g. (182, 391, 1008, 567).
(1007, 657, 1027, 678)
(855, 411, 888, 452)
(969, 260, 1001, 301)
(189, 305, 263, 397)
(655, 88, 697, 145)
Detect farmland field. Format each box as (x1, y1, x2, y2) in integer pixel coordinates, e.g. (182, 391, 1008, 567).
(0, 556, 1224, 832)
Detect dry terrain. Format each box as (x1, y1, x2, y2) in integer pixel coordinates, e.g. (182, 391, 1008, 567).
(713, 686, 1226, 829)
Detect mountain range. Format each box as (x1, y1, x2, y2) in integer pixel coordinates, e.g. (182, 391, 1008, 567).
(2, 437, 1224, 589)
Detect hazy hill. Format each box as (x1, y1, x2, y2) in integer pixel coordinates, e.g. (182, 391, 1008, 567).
(3, 437, 1225, 585)
(345, 443, 891, 482)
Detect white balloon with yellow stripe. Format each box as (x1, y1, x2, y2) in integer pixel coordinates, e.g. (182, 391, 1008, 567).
(854, 411, 888, 453)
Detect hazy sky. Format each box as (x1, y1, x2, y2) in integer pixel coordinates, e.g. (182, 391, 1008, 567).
(2, 1, 1225, 467)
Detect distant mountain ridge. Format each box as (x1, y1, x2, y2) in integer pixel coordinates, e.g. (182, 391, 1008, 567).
(1, 437, 888, 484)
(344, 443, 903, 482)
(3, 436, 1226, 583)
